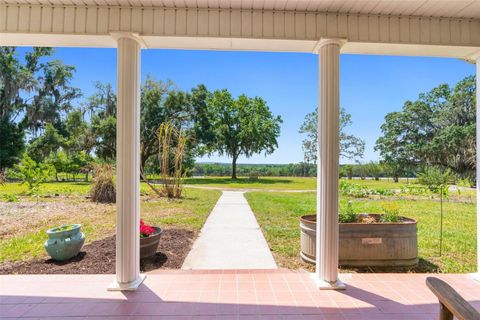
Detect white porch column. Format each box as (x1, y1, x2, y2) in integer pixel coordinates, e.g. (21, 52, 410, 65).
(108, 33, 145, 291)
(312, 38, 345, 290)
(476, 55, 480, 281)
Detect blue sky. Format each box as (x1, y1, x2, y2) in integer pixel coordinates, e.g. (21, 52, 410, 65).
(18, 47, 475, 164)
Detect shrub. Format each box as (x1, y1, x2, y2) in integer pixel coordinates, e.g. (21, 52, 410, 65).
(157, 123, 187, 199)
(373, 188, 395, 196)
(399, 184, 431, 196)
(381, 203, 400, 222)
(339, 180, 370, 198)
(417, 167, 455, 192)
(2, 193, 19, 202)
(339, 181, 395, 198)
(90, 163, 116, 203)
(457, 177, 473, 188)
(13, 153, 55, 194)
(339, 201, 357, 223)
(249, 171, 260, 181)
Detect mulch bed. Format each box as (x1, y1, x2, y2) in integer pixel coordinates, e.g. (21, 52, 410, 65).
(0, 228, 195, 274)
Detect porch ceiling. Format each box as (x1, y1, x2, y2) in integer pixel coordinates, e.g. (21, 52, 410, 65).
(1, 0, 480, 60)
(1, 0, 480, 20)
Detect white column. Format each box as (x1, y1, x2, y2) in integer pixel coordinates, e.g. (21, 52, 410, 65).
(312, 38, 345, 290)
(108, 34, 145, 291)
(476, 56, 480, 281)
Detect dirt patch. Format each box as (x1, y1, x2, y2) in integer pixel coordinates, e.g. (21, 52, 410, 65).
(0, 228, 194, 274)
(0, 199, 114, 238)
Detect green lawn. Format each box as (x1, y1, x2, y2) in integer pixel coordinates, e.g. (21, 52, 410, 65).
(245, 191, 477, 273)
(183, 176, 429, 191)
(184, 176, 317, 190)
(345, 178, 413, 189)
(1, 178, 477, 273)
(0, 187, 221, 263)
(0, 181, 169, 198)
(0, 181, 91, 197)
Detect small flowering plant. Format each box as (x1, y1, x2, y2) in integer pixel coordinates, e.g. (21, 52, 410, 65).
(140, 219, 156, 238)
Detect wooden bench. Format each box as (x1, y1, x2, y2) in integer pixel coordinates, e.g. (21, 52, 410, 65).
(426, 277, 480, 320)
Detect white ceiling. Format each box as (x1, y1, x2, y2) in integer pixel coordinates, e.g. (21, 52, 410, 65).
(1, 0, 480, 19)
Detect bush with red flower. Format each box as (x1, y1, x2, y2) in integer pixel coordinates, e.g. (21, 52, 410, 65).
(140, 219, 156, 238)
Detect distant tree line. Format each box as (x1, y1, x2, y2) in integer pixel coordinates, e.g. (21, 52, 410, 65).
(192, 162, 418, 179)
(193, 162, 317, 177)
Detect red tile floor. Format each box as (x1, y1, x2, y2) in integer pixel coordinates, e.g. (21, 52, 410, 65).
(1, 270, 479, 319)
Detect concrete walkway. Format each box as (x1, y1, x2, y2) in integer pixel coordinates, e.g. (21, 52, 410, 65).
(182, 191, 277, 269)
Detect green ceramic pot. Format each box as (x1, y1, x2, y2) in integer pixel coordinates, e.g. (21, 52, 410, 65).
(44, 224, 85, 261)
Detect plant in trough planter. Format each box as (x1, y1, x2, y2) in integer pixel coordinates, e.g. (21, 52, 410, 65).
(44, 224, 85, 261)
(300, 201, 418, 267)
(380, 203, 400, 223)
(339, 201, 357, 223)
(140, 219, 162, 259)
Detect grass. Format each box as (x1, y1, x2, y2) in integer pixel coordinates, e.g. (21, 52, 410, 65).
(0, 187, 221, 263)
(0, 178, 476, 273)
(183, 176, 437, 191)
(184, 176, 317, 190)
(141, 188, 222, 231)
(245, 191, 477, 273)
(0, 182, 91, 197)
(0, 181, 170, 198)
(345, 178, 413, 189)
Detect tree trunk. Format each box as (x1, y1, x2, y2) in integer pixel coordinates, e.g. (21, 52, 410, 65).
(231, 155, 238, 179)
(140, 154, 147, 173)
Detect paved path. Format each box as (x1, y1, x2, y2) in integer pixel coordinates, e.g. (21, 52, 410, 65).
(182, 191, 277, 269)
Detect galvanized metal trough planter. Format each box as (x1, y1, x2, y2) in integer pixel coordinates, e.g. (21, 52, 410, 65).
(140, 227, 162, 259)
(300, 214, 418, 267)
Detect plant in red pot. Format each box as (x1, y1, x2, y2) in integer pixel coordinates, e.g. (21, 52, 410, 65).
(140, 219, 162, 259)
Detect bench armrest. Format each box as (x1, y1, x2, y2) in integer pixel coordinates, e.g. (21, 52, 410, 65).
(426, 277, 480, 320)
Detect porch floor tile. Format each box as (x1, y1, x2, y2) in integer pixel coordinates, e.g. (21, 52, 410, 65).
(1, 270, 479, 319)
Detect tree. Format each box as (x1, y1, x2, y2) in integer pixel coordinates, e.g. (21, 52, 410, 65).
(22, 60, 81, 136)
(417, 166, 456, 256)
(64, 109, 93, 154)
(142, 82, 217, 174)
(46, 150, 69, 181)
(67, 151, 91, 181)
(367, 161, 384, 180)
(140, 77, 192, 170)
(189, 84, 216, 154)
(14, 153, 55, 193)
(27, 123, 65, 162)
(89, 78, 197, 169)
(87, 82, 117, 160)
(0, 47, 53, 171)
(342, 164, 354, 180)
(0, 47, 53, 121)
(375, 75, 476, 178)
(207, 90, 282, 179)
(0, 118, 24, 172)
(383, 161, 403, 183)
(299, 107, 365, 164)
